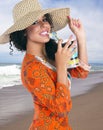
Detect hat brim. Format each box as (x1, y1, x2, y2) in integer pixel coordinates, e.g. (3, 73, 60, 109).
(0, 8, 70, 44)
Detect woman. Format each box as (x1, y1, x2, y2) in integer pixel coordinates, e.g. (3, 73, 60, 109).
(0, 0, 90, 129)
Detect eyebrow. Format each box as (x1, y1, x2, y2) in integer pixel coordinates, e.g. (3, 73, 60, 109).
(35, 16, 45, 23)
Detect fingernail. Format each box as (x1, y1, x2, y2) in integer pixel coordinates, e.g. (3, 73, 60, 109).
(59, 39, 63, 42)
(70, 34, 73, 37)
(77, 24, 80, 28)
(67, 16, 70, 19)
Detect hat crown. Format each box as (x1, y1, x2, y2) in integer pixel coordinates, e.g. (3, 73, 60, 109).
(13, 0, 42, 22)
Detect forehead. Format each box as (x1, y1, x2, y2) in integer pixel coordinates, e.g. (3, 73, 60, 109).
(37, 15, 46, 20)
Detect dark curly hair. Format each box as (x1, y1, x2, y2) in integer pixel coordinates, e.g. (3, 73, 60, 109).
(9, 13, 58, 61)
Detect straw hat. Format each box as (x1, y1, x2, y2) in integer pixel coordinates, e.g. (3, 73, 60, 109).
(0, 0, 70, 44)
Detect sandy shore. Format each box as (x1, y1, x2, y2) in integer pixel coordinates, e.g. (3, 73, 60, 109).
(0, 72, 103, 130)
(69, 82, 103, 130)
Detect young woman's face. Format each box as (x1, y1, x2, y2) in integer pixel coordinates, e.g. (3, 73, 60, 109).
(26, 16, 51, 44)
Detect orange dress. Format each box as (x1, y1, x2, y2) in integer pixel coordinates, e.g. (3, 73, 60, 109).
(21, 53, 90, 130)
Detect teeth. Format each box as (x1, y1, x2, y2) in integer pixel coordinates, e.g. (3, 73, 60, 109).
(41, 31, 48, 35)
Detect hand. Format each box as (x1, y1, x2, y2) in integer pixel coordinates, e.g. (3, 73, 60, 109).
(55, 35, 77, 69)
(67, 16, 86, 40)
(67, 16, 88, 64)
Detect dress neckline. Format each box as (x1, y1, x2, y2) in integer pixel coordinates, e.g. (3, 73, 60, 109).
(34, 55, 71, 89)
(26, 53, 56, 72)
(35, 55, 56, 72)
(26, 53, 72, 84)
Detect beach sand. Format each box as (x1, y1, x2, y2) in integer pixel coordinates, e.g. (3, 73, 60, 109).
(69, 82, 103, 130)
(0, 72, 103, 130)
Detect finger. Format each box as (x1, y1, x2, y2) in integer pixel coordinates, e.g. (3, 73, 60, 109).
(68, 40, 77, 52)
(72, 18, 77, 26)
(67, 16, 71, 23)
(75, 19, 80, 27)
(75, 19, 79, 27)
(77, 19, 82, 28)
(67, 16, 73, 27)
(63, 35, 73, 50)
(67, 46, 77, 59)
(71, 46, 77, 54)
(76, 19, 80, 28)
(73, 18, 81, 28)
(57, 39, 63, 51)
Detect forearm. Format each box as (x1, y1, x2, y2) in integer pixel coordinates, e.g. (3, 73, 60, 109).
(77, 36, 88, 64)
(57, 67, 68, 88)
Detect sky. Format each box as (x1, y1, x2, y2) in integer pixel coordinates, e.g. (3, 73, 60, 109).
(0, 0, 103, 63)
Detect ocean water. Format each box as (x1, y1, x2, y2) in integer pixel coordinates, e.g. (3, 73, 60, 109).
(90, 63, 103, 72)
(0, 63, 103, 90)
(0, 63, 21, 89)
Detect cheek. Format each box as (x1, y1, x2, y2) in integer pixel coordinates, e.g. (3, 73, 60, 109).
(26, 26, 38, 40)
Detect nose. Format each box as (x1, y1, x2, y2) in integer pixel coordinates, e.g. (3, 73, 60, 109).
(39, 21, 50, 28)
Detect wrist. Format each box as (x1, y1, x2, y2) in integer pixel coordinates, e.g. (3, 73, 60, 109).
(76, 35, 86, 46)
(57, 67, 67, 74)
(56, 61, 67, 69)
(57, 67, 68, 86)
(76, 32, 86, 41)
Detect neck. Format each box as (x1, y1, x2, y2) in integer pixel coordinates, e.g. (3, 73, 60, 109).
(26, 41, 56, 67)
(26, 41, 46, 57)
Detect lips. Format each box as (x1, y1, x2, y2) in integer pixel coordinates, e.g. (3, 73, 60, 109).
(39, 30, 49, 37)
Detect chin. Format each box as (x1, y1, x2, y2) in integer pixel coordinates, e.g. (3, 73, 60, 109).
(42, 38, 50, 43)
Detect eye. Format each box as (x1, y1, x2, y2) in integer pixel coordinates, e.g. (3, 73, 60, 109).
(42, 18, 47, 22)
(32, 20, 38, 25)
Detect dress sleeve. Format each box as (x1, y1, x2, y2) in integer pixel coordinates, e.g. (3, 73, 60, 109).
(23, 61, 72, 117)
(68, 59, 91, 78)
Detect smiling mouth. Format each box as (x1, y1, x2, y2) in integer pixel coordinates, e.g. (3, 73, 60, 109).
(40, 31, 49, 36)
